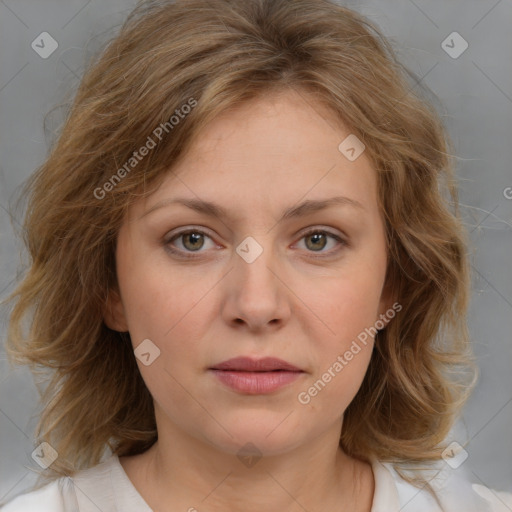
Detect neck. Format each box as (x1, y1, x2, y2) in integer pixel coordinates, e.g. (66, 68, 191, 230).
(121, 409, 374, 512)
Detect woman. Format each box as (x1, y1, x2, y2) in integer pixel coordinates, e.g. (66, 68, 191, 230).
(2, 0, 511, 510)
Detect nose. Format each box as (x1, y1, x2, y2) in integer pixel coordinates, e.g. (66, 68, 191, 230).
(221, 238, 291, 332)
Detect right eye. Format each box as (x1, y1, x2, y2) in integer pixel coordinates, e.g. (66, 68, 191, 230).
(164, 228, 218, 257)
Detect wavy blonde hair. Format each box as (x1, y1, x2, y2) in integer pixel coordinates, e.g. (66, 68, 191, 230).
(3, 0, 476, 496)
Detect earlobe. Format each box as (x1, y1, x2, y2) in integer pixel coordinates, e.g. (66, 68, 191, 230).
(103, 288, 129, 332)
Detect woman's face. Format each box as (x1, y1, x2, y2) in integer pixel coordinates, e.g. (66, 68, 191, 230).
(106, 90, 393, 457)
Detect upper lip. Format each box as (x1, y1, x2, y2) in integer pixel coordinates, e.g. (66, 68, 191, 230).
(210, 357, 303, 372)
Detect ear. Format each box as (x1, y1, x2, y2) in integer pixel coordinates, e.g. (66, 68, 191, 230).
(103, 287, 129, 332)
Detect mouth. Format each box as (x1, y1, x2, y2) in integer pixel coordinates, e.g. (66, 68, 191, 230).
(208, 357, 305, 394)
(209, 369, 304, 394)
(209, 356, 304, 373)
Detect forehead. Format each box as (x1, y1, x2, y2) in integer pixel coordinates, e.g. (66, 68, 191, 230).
(136, 90, 379, 220)
(191, 89, 356, 163)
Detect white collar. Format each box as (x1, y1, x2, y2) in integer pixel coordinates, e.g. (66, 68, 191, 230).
(68, 454, 503, 512)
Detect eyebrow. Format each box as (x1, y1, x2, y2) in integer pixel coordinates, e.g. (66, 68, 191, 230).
(140, 195, 365, 222)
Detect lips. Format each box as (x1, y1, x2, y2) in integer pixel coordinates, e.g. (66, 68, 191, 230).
(209, 357, 305, 394)
(209, 356, 303, 373)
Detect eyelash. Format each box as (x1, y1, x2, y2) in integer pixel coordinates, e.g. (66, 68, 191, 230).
(164, 227, 348, 259)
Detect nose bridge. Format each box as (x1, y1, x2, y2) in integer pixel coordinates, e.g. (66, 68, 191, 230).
(228, 234, 288, 327)
(235, 234, 278, 293)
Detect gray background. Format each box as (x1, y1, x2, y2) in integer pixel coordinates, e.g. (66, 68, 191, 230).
(1, 0, 511, 504)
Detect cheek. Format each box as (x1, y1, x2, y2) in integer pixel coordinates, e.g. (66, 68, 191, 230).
(301, 262, 385, 343)
(117, 247, 195, 337)
(117, 254, 223, 376)
(297, 294, 376, 417)
(296, 327, 374, 419)
(294, 258, 385, 405)
(118, 262, 208, 409)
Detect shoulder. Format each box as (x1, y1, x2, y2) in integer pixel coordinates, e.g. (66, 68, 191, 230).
(372, 458, 512, 512)
(0, 455, 118, 512)
(1, 454, 152, 512)
(0, 479, 68, 512)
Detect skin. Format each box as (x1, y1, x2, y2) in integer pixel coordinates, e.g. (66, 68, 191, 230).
(104, 89, 395, 512)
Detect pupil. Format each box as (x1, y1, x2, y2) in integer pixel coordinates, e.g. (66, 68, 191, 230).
(185, 232, 203, 250)
(307, 233, 326, 251)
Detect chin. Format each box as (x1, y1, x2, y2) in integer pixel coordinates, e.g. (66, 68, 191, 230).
(202, 418, 305, 458)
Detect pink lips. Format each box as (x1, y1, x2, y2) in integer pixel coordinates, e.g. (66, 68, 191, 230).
(209, 357, 305, 394)
(211, 356, 302, 372)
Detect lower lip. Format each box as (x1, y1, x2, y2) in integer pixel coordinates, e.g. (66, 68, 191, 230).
(210, 370, 303, 394)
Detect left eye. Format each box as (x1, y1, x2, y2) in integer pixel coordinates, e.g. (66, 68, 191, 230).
(296, 229, 345, 253)
(165, 228, 345, 256)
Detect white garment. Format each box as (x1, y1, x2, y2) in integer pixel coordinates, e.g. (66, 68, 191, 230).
(1, 454, 511, 511)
